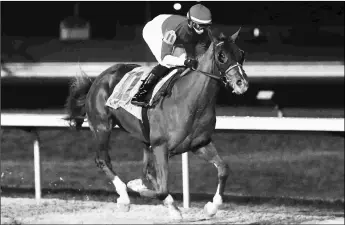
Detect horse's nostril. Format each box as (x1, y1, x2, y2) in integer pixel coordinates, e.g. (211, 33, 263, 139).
(236, 80, 242, 86)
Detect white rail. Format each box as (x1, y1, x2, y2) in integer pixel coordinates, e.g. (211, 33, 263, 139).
(1, 113, 344, 207)
(1, 114, 344, 131)
(1, 61, 344, 78)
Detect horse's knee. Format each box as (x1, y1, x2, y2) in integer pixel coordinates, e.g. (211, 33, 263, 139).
(218, 163, 229, 179)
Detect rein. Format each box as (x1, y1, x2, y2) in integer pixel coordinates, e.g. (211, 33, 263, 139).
(193, 69, 222, 80)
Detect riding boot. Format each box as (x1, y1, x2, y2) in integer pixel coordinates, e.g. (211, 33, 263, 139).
(131, 64, 169, 107)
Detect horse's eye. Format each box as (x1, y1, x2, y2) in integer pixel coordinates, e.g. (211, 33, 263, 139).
(218, 52, 227, 63)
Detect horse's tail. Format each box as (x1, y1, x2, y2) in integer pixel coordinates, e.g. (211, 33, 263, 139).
(64, 67, 93, 130)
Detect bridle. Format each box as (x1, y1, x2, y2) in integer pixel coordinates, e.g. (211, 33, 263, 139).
(191, 41, 246, 86)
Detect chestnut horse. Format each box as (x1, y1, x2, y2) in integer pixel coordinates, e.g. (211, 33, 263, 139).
(65, 28, 248, 219)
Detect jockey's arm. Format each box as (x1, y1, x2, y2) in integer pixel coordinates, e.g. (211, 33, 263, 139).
(162, 54, 186, 67)
(160, 41, 186, 68)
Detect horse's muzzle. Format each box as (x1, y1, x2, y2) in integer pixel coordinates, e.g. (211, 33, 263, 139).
(232, 79, 249, 95)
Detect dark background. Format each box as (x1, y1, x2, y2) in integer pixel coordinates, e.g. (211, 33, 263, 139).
(1, 1, 344, 114)
(1, 1, 344, 36)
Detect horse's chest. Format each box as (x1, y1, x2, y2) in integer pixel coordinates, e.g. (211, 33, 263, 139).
(167, 131, 211, 156)
(167, 115, 215, 154)
(150, 106, 215, 153)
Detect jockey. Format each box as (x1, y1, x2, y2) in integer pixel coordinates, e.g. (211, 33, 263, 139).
(131, 3, 212, 107)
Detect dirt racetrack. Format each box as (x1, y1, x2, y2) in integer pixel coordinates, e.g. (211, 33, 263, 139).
(1, 197, 344, 224)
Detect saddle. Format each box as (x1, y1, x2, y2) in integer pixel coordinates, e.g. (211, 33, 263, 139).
(106, 65, 188, 113)
(145, 66, 187, 108)
(106, 46, 190, 120)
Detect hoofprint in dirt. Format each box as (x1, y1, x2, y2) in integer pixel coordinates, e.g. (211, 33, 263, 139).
(1, 197, 343, 224)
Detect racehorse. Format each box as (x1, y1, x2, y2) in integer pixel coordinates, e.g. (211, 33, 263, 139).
(65, 28, 249, 219)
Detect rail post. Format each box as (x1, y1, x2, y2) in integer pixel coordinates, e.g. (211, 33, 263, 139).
(182, 152, 190, 208)
(32, 129, 42, 204)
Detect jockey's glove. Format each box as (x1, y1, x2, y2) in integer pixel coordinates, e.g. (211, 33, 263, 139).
(184, 58, 198, 70)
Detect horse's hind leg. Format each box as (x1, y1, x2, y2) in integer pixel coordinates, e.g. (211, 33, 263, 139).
(192, 141, 229, 217)
(93, 124, 131, 211)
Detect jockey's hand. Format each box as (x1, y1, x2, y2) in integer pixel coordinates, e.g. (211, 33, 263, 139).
(184, 58, 198, 70)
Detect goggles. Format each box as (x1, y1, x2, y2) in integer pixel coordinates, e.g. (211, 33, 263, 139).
(192, 22, 210, 32)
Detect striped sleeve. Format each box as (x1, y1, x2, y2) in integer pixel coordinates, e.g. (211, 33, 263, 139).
(160, 30, 176, 60)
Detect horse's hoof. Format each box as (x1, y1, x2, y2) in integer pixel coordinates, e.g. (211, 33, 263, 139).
(127, 179, 148, 192)
(168, 206, 183, 221)
(117, 203, 130, 212)
(204, 201, 218, 217)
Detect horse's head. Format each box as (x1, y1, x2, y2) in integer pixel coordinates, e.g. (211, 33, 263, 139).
(207, 28, 249, 95)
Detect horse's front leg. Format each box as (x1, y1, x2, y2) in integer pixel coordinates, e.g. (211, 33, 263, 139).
(142, 146, 159, 190)
(153, 144, 182, 220)
(193, 141, 229, 217)
(127, 146, 159, 196)
(128, 144, 182, 220)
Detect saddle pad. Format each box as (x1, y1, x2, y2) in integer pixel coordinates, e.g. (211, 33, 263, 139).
(106, 66, 152, 109)
(106, 66, 178, 120)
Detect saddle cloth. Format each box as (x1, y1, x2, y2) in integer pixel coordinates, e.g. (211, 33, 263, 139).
(105, 66, 178, 120)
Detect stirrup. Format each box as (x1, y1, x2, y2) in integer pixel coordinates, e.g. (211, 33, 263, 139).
(131, 99, 149, 107)
(131, 94, 149, 107)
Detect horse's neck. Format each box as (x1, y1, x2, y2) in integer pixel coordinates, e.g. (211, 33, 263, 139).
(196, 42, 214, 74)
(180, 43, 219, 110)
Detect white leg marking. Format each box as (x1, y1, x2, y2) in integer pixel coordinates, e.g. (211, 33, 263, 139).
(204, 184, 223, 217)
(127, 178, 148, 192)
(163, 194, 174, 206)
(113, 176, 130, 204)
(164, 194, 183, 220)
(213, 184, 223, 206)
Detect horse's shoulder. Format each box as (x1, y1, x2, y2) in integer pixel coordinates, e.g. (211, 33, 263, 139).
(149, 67, 188, 107)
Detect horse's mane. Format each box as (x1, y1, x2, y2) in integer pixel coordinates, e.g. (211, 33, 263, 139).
(194, 27, 220, 60)
(195, 27, 236, 62)
(195, 27, 229, 59)
(195, 41, 210, 59)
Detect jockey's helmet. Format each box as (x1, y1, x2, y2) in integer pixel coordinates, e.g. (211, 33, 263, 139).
(187, 4, 212, 34)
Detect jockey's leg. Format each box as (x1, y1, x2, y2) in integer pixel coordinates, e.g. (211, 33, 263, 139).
(131, 15, 171, 108)
(131, 64, 169, 107)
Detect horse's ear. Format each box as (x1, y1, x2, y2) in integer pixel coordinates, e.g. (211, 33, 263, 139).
(219, 32, 226, 40)
(207, 28, 217, 43)
(229, 27, 241, 42)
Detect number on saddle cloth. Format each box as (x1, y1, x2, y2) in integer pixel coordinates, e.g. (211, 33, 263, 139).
(112, 69, 146, 101)
(126, 71, 144, 95)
